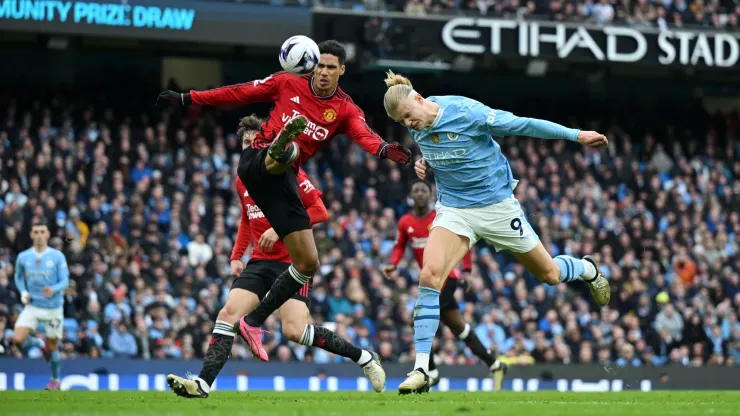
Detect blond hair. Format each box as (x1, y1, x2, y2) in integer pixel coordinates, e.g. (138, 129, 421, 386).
(383, 70, 415, 117)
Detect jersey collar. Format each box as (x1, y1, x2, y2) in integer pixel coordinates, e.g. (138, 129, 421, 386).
(32, 247, 49, 257)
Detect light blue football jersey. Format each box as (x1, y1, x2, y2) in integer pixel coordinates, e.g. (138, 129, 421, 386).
(14, 248, 70, 309)
(409, 96, 580, 208)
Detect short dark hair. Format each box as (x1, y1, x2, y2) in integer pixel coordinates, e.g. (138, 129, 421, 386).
(31, 218, 49, 228)
(412, 180, 432, 192)
(318, 40, 347, 65)
(236, 114, 264, 138)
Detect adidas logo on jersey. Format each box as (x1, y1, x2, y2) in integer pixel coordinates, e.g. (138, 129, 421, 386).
(290, 96, 300, 104)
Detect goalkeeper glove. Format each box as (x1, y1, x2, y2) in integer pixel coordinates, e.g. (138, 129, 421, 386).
(379, 143, 411, 165)
(156, 90, 191, 107)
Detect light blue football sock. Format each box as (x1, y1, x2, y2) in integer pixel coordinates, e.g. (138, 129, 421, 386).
(413, 286, 440, 372)
(554, 255, 586, 283)
(50, 350, 61, 380)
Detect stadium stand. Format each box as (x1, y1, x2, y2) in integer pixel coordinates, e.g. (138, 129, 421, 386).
(224, 0, 740, 30)
(1, 77, 738, 368)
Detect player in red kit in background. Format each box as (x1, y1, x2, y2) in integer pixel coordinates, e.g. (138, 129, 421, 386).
(157, 40, 411, 361)
(167, 115, 386, 399)
(383, 181, 507, 391)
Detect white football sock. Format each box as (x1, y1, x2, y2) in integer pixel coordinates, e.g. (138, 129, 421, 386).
(356, 350, 373, 366)
(581, 259, 597, 280)
(415, 352, 430, 373)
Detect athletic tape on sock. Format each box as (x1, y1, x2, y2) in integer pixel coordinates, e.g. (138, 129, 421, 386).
(458, 323, 471, 340)
(288, 265, 311, 285)
(213, 320, 236, 337)
(299, 325, 314, 346)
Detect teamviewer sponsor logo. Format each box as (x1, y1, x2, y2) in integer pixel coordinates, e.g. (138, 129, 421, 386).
(247, 204, 265, 220)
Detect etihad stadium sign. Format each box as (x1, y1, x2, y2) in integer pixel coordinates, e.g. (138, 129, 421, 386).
(441, 18, 739, 68)
(312, 10, 739, 70)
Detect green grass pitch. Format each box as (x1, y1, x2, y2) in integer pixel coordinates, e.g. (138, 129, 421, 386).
(3, 391, 739, 416)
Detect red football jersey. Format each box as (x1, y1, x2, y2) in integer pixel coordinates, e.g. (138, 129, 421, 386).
(390, 210, 472, 279)
(190, 72, 385, 168)
(231, 169, 322, 263)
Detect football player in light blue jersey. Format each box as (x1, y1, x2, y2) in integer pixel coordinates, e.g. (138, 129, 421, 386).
(12, 219, 70, 391)
(382, 72, 611, 394)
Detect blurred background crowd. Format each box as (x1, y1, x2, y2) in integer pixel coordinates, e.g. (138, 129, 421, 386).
(233, 0, 740, 30)
(0, 77, 738, 369)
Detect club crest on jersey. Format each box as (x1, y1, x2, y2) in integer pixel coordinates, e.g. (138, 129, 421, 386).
(35, 259, 41, 266)
(431, 133, 440, 144)
(323, 109, 337, 123)
(447, 132, 459, 141)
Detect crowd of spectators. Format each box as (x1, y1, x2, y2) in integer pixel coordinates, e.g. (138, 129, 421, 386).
(231, 0, 740, 31)
(0, 82, 738, 370)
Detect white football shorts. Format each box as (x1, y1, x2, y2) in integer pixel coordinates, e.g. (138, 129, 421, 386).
(15, 304, 64, 339)
(432, 196, 539, 253)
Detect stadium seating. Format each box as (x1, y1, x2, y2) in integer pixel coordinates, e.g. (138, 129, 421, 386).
(1, 81, 738, 368)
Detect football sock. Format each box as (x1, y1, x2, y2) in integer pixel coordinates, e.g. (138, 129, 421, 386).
(299, 325, 366, 363)
(413, 286, 441, 373)
(554, 255, 586, 283)
(428, 351, 437, 372)
(581, 259, 598, 280)
(459, 324, 496, 367)
(244, 265, 311, 327)
(198, 320, 235, 387)
(50, 350, 61, 380)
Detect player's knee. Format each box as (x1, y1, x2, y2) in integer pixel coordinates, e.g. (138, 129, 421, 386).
(293, 256, 319, 277)
(281, 319, 306, 344)
(45, 339, 60, 351)
(419, 265, 445, 290)
(217, 304, 240, 324)
(445, 319, 466, 336)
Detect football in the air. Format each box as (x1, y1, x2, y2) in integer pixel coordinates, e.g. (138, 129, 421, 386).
(279, 35, 320, 76)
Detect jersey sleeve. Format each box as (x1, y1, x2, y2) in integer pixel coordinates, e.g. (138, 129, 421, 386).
(50, 252, 70, 293)
(389, 218, 409, 266)
(14, 254, 27, 293)
(231, 181, 252, 261)
(190, 73, 287, 107)
(467, 101, 579, 141)
(340, 104, 386, 157)
(296, 169, 323, 208)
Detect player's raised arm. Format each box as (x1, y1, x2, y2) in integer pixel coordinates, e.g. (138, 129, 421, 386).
(471, 103, 608, 147)
(342, 105, 411, 165)
(156, 73, 285, 108)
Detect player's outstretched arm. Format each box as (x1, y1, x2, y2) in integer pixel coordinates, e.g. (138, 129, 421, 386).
(343, 107, 411, 165)
(478, 106, 607, 147)
(156, 74, 282, 108)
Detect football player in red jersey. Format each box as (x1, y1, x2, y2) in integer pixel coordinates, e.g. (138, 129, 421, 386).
(167, 115, 386, 398)
(157, 40, 411, 361)
(384, 181, 507, 391)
